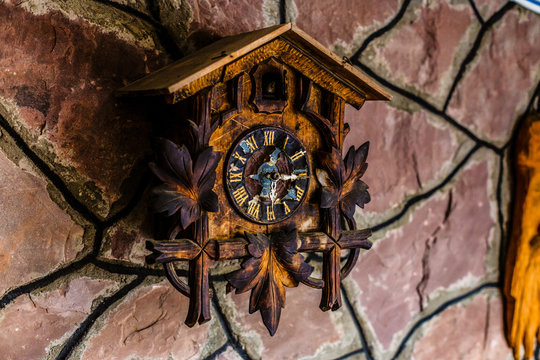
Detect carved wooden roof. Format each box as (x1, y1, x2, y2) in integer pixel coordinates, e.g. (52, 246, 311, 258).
(117, 24, 391, 106)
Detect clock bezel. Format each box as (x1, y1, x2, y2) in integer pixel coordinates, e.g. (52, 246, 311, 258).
(223, 125, 311, 225)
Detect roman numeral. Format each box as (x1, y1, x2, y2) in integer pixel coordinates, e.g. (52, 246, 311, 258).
(295, 185, 305, 201)
(282, 136, 289, 149)
(247, 200, 260, 219)
(245, 135, 258, 152)
(232, 186, 249, 206)
(283, 201, 291, 215)
(229, 171, 242, 183)
(266, 205, 276, 221)
(290, 150, 306, 161)
(296, 169, 308, 178)
(233, 152, 247, 164)
(264, 130, 275, 146)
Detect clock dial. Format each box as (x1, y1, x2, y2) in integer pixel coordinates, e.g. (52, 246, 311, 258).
(225, 127, 310, 224)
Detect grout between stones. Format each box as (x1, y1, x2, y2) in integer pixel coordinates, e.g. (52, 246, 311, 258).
(351, 0, 412, 61)
(341, 286, 373, 360)
(204, 341, 232, 360)
(333, 348, 365, 360)
(468, 0, 486, 25)
(390, 282, 499, 360)
(55, 275, 146, 360)
(442, 2, 516, 112)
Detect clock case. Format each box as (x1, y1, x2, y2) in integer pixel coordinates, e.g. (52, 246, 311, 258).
(118, 24, 391, 336)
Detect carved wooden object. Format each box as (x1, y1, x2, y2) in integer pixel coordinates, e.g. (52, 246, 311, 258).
(504, 111, 540, 360)
(119, 23, 391, 336)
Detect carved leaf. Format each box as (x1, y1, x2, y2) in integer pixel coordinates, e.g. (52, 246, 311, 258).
(149, 138, 222, 229)
(226, 227, 313, 335)
(316, 142, 370, 223)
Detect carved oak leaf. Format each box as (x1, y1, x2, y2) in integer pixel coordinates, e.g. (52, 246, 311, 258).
(149, 138, 222, 229)
(226, 227, 313, 335)
(316, 142, 370, 225)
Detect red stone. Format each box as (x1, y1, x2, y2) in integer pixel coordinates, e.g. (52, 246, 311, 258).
(0, 277, 117, 360)
(344, 101, 465, 222)
(474, 0, 508, 20)
(360, 1, 477, 106)
(0, 2, 168, 217)
(218, 283, 363, 359)
(0, 150, 84, 296)
(294, 0, 401, 54)
(81, 281, 225, 359)
(447, 9, 540, 144)
(215, 346, 243, 360)
(411, 291, 512, 359)
(345, 156, 496, 351)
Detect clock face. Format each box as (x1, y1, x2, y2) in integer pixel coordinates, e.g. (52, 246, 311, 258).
(225, 127, 310, 224)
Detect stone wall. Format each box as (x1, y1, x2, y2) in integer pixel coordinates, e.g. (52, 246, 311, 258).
(0, 0, 539, 359)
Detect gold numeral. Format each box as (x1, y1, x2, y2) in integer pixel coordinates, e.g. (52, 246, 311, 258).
(233, 187, 249, 206)
(229, 171, 242, 183)
(266, 205, 276, 221)
(283, 202, 291, 214)
(290, 150, 306, 161)
(296, 170, 308, 178)
(247, 201, 260, 219)
(233, 152, 247, 164)
(264, 131, 275, 146)
(295, 185, 305, 201)
(245, 135, 258, 152)
(283, 136, 289, 149)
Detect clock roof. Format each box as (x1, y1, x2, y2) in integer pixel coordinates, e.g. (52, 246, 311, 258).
(117, 23, 391, 106)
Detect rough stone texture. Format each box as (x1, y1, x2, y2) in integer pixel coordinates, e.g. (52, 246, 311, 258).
(80, 280, 226, 359)
(344, 100, 474, 226)
(215, 346, 243, 360)
(474, 0, 508, 20)
(0, 1, 168, 218)
(409, 290, 512, 360)
(215, 281, 364, 360)
(344, 152, 498, 356)
(360, 1, 479, 106)
(447, 8, 540, 145)
(293, 0, 402, 56)
(0, 148, 84, 296)
(0, 276, 118, 360)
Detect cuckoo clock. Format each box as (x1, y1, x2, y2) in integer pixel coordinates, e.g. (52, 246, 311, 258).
(118, 24, 391, 335)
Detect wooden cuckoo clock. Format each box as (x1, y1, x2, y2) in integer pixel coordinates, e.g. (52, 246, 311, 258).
(118, 24, 391, 335)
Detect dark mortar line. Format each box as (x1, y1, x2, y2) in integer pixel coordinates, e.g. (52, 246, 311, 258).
(204, 341, 231, 360)
(279, 0, 287, 24)
(391, 282, 498, 360)
(0, 115, 102, 225)
(56, 275, 146, 360)
(502, 79, 540, 151)
(442, 2, 515, 112)
(333, 348, 365, 360)
(91, 258, 165, 276)
(535, 345, 540, 360)
(209, 283, 253, 360)
(146, 0, 185, 59)
(372, 144, 480, 232)
(341, 286, 373, 360)
(0, 256, 91, 310)
(351, 0, 411, 61)
(352, 61, 501, 154)
(91, 0, 183, 59)
(468, 0, 485, 25)
(496, 152, 506, 285)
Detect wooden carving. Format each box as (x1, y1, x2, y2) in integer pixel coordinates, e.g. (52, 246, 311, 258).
(120, 24, 391, 336)
(505, 112, 540, 360)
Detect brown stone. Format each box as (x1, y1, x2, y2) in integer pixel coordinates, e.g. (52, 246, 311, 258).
(216, 281, 362, 359)
(81, 281, 225, 359)
(0, 277, 118, 360)
(447, 9, 540, 144)
(0, 2, 169, 217)
(360, 1, 478, 106)
(344, 101, 470, 225)
(294, 0, 402, 55)
(410, 291, 512, 359)
(0, 150, 84, 296)
(344, 155, 496, 352)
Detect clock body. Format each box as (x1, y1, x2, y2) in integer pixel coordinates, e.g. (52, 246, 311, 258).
(225, 126, 310, 224)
